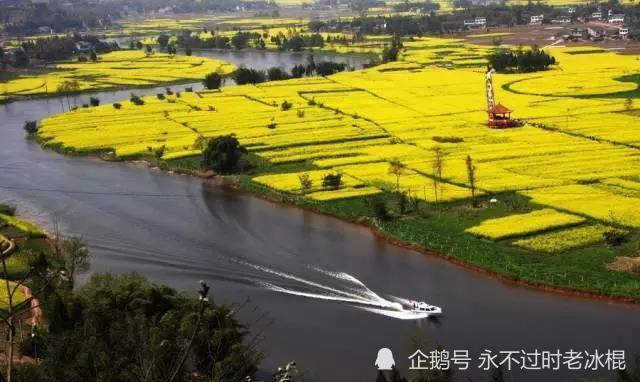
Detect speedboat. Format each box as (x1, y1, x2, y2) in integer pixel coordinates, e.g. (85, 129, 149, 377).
(409, 301, 442, 316)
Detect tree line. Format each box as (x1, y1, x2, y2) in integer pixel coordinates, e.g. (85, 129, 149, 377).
(488, 48, 556, 73)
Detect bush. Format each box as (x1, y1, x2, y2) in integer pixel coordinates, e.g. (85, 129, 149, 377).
(130, 94, 144, 105)
(82, 104, 89, 108)
(267, 122, 277, 129)
(113, 102, 122, 109)
(185, 87, 193, 92)
(165, 88, 174, 95)
(156, 93, 165, 100)
(297, 110, 305, 118)
(232, 68, 266, 85)
(369, 195, 389, 220)
(603, 229, 630, 246)
(77, 55, 88, 62)
(298, 173, 313, 193)
(24, 120, 38, 134)
(322, 173, 342, 190)
(203, 72, 223, 90)
(202, 135, 248, 174)
(281, 100, 292, 111)
(89, 97, 100, 107)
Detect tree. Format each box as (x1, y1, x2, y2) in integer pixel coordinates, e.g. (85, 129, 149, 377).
(185, 47, 192, 56)
(388, 159, 407, 212)
(267, 67, 290, 81)
(298, 173, 313, 194)
(49, 235, 90, 291)
(388, 158, 406, 193)
(465, 154, 478, 207)
(203, 72, 223, 90)
(202, 135, 248, 174)
(157, 34, 170, 49)
(20, 274, 260, 382)
(432, 147, 445, 216)
(14, 49, 29, 67)
(56, 80, 81, 111)
(232, 68, 266, 85)
(231, 32, 250, 50)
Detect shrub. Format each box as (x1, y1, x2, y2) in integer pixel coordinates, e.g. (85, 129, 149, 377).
(322, 173, 342, 190)
(603, 229, 630, 246)
(297, 110, 305, 118)
(369, 195, 389, 220)
(203, 72, 223, 90)
(267, 122, 277, 129)
(78, 55, 88, 62)
(165, 88, 174, 95)
(113, 103, 122, 109)
(89, 97, 100, 106)
(82, 104, 89, 108)
(281, 100, 292, 111)
(24, 120, 38, 134)
(156, 93, 166, 100)
(298, 173, 313, 193)
(185, 87, 193, 92)
(130, 94, 145, 105)
(307, 98, 316, 106)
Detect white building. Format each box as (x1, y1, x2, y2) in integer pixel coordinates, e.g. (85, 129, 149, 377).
(591, 12, 602, 20)
(530, 15, 544, 24)
(609, 14, 625, 24)
(619, 27, 629, 39)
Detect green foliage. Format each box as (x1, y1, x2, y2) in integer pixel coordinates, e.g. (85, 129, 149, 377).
(489, 48, 556, 73)
(203, 72, 223, 90)
(202, 135, 248, 174)
(281, 100, 293, 111)
(23, 121, 38, 134)
(232, 68, 266, 85)
(18, 273, 260, 382)
(322, 173, 342, 190)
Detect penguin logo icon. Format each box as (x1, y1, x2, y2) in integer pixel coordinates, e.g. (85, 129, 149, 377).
(375, 348, 395, 370)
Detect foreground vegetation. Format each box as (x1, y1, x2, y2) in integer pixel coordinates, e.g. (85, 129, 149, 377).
(0, 204, 261, 382)
(34, 37, 640, 299)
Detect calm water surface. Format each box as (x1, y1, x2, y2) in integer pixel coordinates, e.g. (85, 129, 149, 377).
(0, 51, 639, 381)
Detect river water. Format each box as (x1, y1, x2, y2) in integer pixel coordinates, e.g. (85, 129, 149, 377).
(1, 50, 639, 382)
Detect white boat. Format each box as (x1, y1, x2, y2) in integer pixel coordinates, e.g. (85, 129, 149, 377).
(409, 301, 442, 316)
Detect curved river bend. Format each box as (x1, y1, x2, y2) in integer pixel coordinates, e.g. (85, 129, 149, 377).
(1, 50, 639, 381)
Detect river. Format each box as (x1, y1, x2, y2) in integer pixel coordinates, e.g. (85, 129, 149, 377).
(1, 50, 639, 382)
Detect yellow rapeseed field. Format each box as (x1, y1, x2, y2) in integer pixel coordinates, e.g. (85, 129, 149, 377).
(1, 50, 235, 99)
(38, 38, 640, 251)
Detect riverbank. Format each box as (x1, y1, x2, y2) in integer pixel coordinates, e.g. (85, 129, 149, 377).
(134, 154, 640, 305)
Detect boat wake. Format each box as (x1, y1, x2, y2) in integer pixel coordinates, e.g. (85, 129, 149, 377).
(233, 259, 435, 320)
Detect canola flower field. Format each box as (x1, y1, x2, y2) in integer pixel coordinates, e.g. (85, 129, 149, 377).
(1, 50, 235, 102)
(36, 37, 640, 295)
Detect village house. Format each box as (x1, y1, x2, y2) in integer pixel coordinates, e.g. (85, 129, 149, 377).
(530, 15, 544, 25)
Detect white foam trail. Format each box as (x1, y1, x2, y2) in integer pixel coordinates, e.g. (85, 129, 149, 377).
(261, 282, 402, 311)
(238, 260, 435, 320)
(310, 267, 388, 303)
(238, 260, 372, 303)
